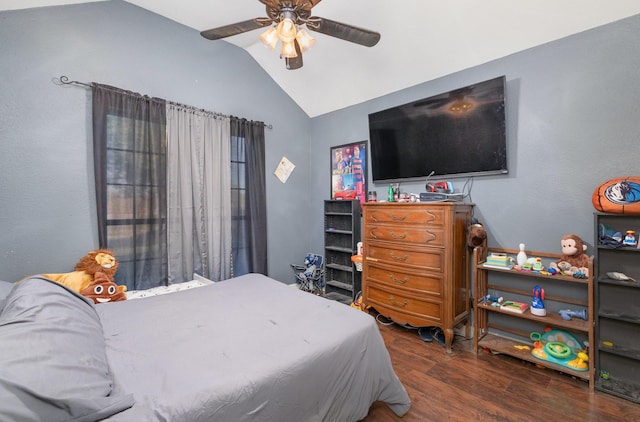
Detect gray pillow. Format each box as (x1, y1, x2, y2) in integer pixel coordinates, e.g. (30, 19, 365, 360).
(0, 280, 14, 312)
(0, 276, 134, 422)
(0, 280, 14, 299)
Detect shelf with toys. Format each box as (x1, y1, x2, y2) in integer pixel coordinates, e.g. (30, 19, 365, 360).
(473, 244, 594, 391)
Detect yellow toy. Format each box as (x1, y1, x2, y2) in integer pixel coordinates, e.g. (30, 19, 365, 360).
(567, 351, 589, 371)
(350, 291, 369, 312)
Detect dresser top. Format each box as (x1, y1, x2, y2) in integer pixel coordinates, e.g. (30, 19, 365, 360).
(362, 201, 474, 208)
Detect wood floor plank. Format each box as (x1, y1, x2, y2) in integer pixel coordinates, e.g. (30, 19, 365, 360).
(361, 320, 640, 421)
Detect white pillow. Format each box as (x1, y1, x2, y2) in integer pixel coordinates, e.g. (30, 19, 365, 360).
(192, 273, 216, 284)
(126, 277, 214, 300)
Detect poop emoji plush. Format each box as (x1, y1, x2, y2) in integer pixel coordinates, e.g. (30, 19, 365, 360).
(549, 234, 590, 276)
(80, 271, 127, 304)
(43, 249, 125, 298)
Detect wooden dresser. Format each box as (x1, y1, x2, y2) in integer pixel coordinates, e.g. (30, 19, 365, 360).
(362, 202, 473, 353)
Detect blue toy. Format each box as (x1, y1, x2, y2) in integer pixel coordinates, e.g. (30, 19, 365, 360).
(558, 308, 588, 321)
(483, 294, 503, 304)
(531, 285, 546, 316)
(290, 253, 325, 293)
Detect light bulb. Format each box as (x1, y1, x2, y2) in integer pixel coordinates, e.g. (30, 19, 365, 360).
(296, 28, 315, 52)
(259, 26, 278, 50)
(276, 18, 297, 42)
(280, 40, 298, 58)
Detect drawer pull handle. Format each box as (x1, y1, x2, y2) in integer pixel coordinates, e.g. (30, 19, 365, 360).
(390, 231, 407, 239)
(389, 213, 408, 221)
(424, 210, 437, 222)
(388, 296, 408, 308)
(390, 252, 408, 262)
(390, 274, 408, 284)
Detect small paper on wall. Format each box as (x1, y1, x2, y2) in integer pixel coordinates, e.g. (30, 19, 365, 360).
(274, 156, 295, 183)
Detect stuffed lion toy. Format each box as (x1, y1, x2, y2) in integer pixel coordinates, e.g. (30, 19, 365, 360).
(43, 249, 125, 299)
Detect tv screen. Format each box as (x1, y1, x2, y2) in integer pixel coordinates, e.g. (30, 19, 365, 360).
(368, 76, 507, 183)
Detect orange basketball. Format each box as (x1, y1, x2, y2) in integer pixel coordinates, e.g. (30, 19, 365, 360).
(592, 176, 640, 214)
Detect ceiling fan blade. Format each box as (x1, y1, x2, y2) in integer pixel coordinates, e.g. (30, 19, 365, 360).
(200, 18, 272, 40)
(296, 0, 323, 11)
(285, 40, 304, 70)
(306, 17, 380, 47)
(258, 0, 280, 8)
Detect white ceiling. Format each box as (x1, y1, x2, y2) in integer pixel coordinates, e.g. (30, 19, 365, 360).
(3, 0, 640, 117)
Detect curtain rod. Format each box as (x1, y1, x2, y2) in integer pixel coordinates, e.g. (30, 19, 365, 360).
(54, 75, 273, 129)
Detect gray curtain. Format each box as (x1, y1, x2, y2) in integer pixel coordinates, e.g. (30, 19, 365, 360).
(166, 104, 232, 282)
(92, 84, 168, 290)
(230, 118, 267, 276)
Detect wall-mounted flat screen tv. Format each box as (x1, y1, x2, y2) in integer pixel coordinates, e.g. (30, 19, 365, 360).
(368, 76, 507, 183)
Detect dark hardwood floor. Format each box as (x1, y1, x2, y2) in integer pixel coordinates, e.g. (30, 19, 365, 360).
(361, 318, 640, 422)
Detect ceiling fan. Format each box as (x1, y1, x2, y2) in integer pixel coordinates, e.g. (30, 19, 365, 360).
(200, 0, 381, 70)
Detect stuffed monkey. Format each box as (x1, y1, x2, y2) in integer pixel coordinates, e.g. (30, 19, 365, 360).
(550, 234, 590, 276)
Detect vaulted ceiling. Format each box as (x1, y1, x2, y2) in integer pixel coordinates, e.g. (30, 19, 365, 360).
(3, 0, 640, 117)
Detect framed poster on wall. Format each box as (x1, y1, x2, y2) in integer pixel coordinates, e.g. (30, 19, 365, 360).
(330, 141, 367, 204)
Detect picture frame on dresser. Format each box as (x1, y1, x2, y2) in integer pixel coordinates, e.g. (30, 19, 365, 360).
(330, 141, 367, 205)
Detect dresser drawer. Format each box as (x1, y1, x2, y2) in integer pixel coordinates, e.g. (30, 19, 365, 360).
(364, 225, 444, 247)
(367, 242, 444, 272)
(365, 205, 445, 227)
(365, 282, 443, 325)
(366, 261, 443, 297)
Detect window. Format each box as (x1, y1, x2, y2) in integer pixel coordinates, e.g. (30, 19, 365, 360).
(92, 84, 168, 290)
(230, 134, 248, 276)
(229, 118, 267, 276)
(94, 85, 264, 286)
(104, 114, 167, 289)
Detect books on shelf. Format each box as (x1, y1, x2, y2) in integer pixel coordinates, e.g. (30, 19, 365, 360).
(500, 300, 529, 314)
(483, 253, 514, 270)
(482, 263, 514, 270)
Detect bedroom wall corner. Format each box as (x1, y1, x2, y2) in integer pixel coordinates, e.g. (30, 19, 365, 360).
(307, 13, 640, 257)
(0, 0, 312, 283)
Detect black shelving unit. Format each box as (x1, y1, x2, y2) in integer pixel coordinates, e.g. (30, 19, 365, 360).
(594, 213, 640, 403)
(324, 200, 361, 304)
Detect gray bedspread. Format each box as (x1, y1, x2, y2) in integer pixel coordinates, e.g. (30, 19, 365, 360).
(98, 273, 410, 421)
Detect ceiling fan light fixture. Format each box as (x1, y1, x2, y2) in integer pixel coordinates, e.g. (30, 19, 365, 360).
(276, 18, 297, 43)
(296, 28, 316, 52)
(259, 26, 279, 50)
(448, 98, 476, 114)
(448, 100, 475, 114)
(200, 1, 381, 70)
(280, 40, 298, 59)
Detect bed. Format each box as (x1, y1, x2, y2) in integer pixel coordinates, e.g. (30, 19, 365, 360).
(0, 274, 410, 421)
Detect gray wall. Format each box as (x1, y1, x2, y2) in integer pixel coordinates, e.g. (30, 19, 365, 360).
(1, 1, 639, 285)
(0, 0, 311, 283)
(309, 14, 640, 258)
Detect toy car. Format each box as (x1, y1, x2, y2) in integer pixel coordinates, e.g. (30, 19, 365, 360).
(334, 189, 357, 200)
